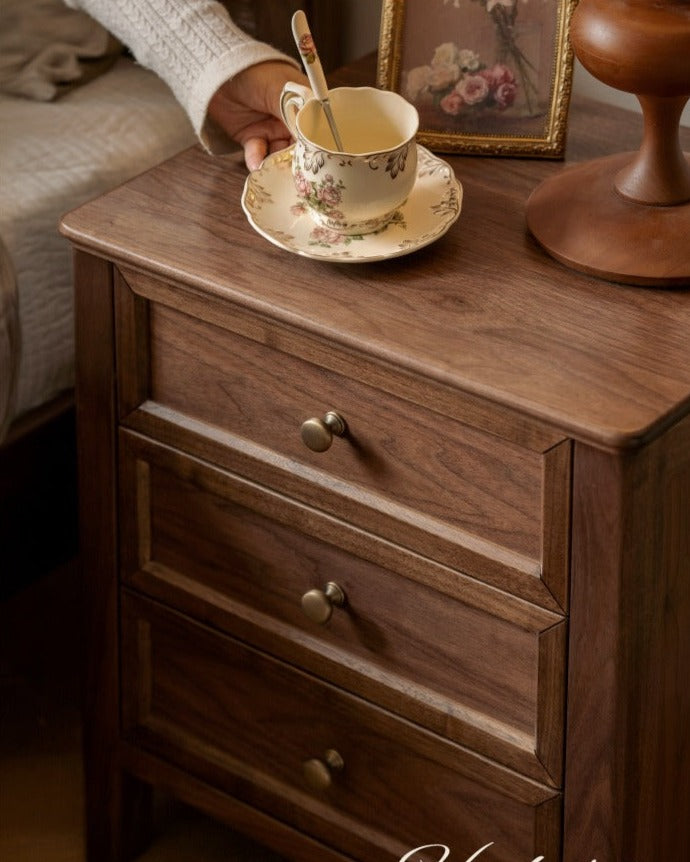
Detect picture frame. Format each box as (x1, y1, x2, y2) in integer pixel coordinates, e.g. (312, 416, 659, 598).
(377, 0, 577, 158)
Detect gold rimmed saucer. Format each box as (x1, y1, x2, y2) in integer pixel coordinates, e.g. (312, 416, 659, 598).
(241, 144, 462, 263)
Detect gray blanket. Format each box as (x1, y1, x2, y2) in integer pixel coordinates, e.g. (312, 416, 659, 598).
(0, 0, 120, 101)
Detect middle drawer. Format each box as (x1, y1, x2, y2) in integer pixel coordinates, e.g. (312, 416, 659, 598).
(120, 430, 565, 785)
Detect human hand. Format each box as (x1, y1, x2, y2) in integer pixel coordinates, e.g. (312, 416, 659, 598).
(208, 60, 307, 170)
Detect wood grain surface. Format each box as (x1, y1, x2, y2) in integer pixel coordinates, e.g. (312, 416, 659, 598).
(61, 61, 690, 450)
(63, 53, 690, 862)
(121, 592, 562, 862)
(118, 429, 566, 784)
(566, 417, 690, 861)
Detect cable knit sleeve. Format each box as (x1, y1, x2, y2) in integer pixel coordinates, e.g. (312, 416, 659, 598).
(64, 0, 300, 152)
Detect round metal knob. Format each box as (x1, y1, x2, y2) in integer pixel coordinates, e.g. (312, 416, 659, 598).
(300, 411, 347, 452)
(302, 749, 344, 792)
(301, 582, 346, 625)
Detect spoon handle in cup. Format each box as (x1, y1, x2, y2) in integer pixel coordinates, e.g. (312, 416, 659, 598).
(291, 10, 344, 151)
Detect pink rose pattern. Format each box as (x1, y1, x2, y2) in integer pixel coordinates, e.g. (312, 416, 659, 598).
(309, 226, 359, 248)
(291, 142, 411, 232)
(456, 73, 491, 106)
(292, 169, 346, 224)
(404, 0, 538, 121)
(431, 60, 517, 118)
(480, 63, 518, 108)
(305, 210, 406, 249)
(298, 33, 316, 65)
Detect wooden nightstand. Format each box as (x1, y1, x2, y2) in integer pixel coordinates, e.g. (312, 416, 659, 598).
(61, 66, 690, 862)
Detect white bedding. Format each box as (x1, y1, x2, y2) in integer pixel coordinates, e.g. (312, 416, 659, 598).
(0, 56, 196, 438)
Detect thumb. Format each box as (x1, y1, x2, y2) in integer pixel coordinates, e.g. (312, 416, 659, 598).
(243, 137, 268, 171)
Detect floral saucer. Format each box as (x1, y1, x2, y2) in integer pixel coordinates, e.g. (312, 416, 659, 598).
(241, 144, 462, 263)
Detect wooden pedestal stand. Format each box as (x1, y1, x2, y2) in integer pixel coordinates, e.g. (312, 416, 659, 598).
(526, 0, 690, 286)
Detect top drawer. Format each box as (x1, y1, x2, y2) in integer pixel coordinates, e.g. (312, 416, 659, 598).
(116, 268, 570, 610)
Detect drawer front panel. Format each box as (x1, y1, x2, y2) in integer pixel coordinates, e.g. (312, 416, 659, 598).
(120, 432, 566, 784)
(117, 286, 571, 608)
(148, 304, 541, 557)
(121, 593, 562, 862)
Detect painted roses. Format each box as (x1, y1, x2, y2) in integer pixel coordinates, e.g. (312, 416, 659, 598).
(291, 170, 345, 222)
(405, 41, 518, 117)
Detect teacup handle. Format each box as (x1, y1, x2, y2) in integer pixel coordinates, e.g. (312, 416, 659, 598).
(280, 82, 313, 139)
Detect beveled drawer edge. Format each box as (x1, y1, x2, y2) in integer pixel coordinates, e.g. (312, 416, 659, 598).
(130, 558, 557, 786)
(135, 714, 400, 856)
(122, 591, 562, 811)
(535, 619, 568, 787)
(541, 438, 572, 612)
(115, 267, 572, 613)
(121, 593, 563, 861)
(116, 263, 566, 454)
(120, 429, 566, 785)
(119, 742, 357, 862)
(120, 426, 561, 628)
(122, 413, 562, 612)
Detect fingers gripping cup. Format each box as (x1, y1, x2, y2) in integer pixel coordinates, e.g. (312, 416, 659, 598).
(280, 83, 419, 236)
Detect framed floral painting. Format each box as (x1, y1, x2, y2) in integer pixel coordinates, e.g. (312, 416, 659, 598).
(377, 0, 577, 157)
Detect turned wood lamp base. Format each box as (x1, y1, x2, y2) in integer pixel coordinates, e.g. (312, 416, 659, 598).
(526, 0, 690, 287)
(527, 152, 690, 287)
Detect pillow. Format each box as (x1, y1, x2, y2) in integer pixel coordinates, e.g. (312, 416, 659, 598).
(0, 0, 122, 101)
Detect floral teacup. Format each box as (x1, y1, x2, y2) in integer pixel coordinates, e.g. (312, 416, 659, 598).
(279, 83, 419, 235)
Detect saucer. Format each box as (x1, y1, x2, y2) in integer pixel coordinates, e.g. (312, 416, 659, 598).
(241, 144, 462, 263)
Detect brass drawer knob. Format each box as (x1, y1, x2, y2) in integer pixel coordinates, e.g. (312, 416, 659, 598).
(300, 410, 347, 452)
(301, 582, 346, 625)
(302, 749, 344, 792)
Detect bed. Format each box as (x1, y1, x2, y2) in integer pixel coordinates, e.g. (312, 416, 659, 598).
(0, 0, 342, 595)
(0, 3, 196, 593)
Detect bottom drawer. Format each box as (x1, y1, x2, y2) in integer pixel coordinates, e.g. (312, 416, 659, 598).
(121, 593, 561, 862)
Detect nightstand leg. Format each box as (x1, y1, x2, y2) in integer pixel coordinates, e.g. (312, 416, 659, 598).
(74, 250, 154, 860)
(83, 766, 153, 861)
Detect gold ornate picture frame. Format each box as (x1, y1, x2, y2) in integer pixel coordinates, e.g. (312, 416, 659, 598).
(377, 0, 577, 157)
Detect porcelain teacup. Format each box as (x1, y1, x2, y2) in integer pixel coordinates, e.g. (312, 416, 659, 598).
(279, 83, 419, 235)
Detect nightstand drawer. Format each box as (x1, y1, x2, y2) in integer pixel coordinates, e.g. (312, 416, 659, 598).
(121, 592, 562, 862)
(116, 272, 571, 610)
(120, 431, 566, 785)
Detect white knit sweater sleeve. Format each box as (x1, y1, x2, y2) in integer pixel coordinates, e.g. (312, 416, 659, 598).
(64, 0, 299, 153)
